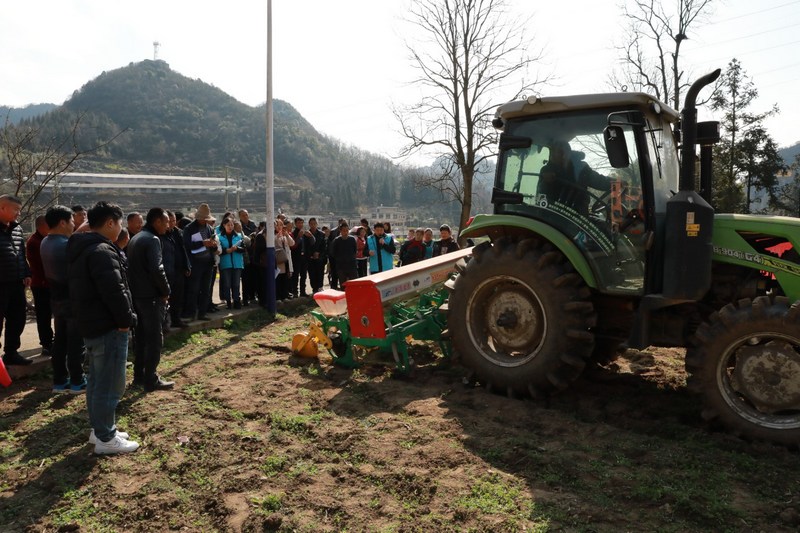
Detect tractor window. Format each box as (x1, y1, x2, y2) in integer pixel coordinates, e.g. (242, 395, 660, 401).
(647, 117, 680, 212)
(497, 111, 648, 294)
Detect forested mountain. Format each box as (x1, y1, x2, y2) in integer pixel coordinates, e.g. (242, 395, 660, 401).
(1, 103, 57, 124)
(16, 60, 443, 214)
(779, 142, 800, 165)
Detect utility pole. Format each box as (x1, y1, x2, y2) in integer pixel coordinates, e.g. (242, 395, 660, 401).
(224, 167, 229, 211)
(236, 174, 241, 211)
(264, 0, 277, 313)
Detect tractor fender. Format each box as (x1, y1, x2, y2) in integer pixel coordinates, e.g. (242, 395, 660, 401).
(459, 214, 598, 289)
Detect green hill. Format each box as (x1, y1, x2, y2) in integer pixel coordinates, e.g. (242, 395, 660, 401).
(779, 142, 800, 166)
(1, 103, 57, 124)
(18, 60, 440, 214)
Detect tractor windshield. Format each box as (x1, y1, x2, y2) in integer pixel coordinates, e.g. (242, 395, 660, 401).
(495, 110, 648, 294)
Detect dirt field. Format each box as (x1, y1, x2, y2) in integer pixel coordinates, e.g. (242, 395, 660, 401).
(1, 307, 799, 532)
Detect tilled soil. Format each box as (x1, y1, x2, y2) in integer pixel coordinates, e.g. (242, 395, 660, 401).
(1, 308, 799, 532)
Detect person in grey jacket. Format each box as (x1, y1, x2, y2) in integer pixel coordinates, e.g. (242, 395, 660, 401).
(0, 195, 32, 366)
(126, 207, 173, 392)
(40, 205, 86, 392)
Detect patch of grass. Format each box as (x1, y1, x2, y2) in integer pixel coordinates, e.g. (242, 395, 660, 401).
(455, 473, 533, 521)
(288, 460, 319, 478)
(252, 493, 284, 514)
(51, 488, 117, 531)
(269, 411, 323, 435)
(261, 454, 288, 477)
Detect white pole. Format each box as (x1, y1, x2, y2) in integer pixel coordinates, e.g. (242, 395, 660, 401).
(264, 0, 277, 313)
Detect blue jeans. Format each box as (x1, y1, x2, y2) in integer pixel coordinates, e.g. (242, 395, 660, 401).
(84, 329, 129, 442)
(219, 268, 242, 303)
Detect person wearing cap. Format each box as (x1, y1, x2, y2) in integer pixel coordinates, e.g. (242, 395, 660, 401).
(181, 203, 217, 321)
(432, 224, 461, 257)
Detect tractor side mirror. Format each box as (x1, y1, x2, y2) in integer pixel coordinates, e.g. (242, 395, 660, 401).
(604, 125, 630, 168)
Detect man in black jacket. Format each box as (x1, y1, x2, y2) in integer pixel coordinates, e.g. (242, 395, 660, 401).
(162, 210, 191, 328)
(67, 201, 139, 454)
(432, 224, 461, 257)
(290, 217, 315, 298)
(0, 195, 32, 366)
(238, 209, 257, 305)
(127, 207, 174, 392)
(307, 217, 327, 294)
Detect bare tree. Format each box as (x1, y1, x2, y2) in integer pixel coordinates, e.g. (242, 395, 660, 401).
(0, 113, 124, 222)
(394, 0, 546, 237)
(611, 0, 714, 109)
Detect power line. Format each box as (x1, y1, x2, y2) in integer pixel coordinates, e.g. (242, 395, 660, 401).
(705, 0, 800, 26)
(701, 21, 800, 47)
(692, 39, 800, 67)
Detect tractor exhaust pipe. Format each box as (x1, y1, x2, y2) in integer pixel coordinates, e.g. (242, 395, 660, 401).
(679, 69, 721, 191)
(662, 69, 720, 301)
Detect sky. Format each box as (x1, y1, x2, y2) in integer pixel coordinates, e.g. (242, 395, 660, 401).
(1, 0, 799, 165)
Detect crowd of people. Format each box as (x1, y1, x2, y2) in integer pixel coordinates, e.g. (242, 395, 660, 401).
(270, 215, 461, 300)
(0, 194, 460, 454)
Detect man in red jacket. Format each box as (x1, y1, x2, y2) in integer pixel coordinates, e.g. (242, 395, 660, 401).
(26, 215, 53, 356)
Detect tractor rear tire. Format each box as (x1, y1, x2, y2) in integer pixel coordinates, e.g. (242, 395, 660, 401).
(447, 238, 596, 398)
(686, 296, 800, 445)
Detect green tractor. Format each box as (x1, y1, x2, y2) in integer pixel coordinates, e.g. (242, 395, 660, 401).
(447, 69, 800, 445)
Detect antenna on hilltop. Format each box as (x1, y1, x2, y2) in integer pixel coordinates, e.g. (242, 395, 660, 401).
(153, 41, 161, 61)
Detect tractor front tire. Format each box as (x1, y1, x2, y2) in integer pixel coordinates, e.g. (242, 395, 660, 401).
(448, 238, 596, 398)
(686, 296, 800, 445)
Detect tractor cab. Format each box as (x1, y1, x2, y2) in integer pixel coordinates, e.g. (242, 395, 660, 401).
(488, 93, 681, 297)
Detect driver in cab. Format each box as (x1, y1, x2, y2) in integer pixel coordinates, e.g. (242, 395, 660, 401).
(538, 140, 611, 216)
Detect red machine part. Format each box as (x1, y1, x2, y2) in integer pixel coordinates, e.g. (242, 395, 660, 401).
(342, 248, 473, 339)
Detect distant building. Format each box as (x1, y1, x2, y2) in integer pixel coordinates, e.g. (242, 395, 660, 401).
(42, 172, 227, 194)
(362, 205, 408, 232)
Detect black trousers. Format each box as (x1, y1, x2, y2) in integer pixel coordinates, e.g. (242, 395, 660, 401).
(276, 272, 289, 300)
(31, 287, 53, 349)
(255, 265, 266, 305)
(328, 259, 339, 290)
(51, 305, 85, 386)
(133, 298, 166, 385)
(308, 259, 325, 292)
(242, 263, 257, 303)
(207, 266, 217, 309)
(0, 281, 27, 356)
(167, 273, 186, 321)
(291, 256, 309, 296)
(357, 258, 368, 278)
(183, 260, 213, 318)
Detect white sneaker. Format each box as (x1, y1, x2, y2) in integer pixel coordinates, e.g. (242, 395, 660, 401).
(88, 429, 130, 445)
(94, 434, 139, 455)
